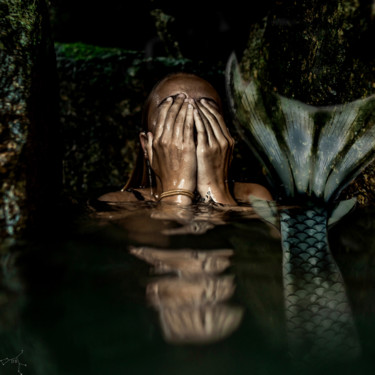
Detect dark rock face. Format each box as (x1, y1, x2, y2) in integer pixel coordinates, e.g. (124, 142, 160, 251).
(241, 0, 375, 104)
(239, 0, 375, 205)
(55, 45, 144, 202)
(0, 0, 60, 237)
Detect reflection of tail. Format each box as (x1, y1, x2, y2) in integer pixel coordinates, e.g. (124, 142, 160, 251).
(225, 53, 375, 362)
(226, 53, 375, 202)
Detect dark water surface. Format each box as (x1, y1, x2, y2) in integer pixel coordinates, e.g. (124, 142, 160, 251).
(1, 201, 375, 375)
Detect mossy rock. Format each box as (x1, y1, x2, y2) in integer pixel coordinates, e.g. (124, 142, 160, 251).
(0, 0, 59, 238)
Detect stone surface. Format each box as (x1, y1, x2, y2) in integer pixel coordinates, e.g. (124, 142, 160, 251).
(239, 0, 375, 205)
(0, 0, 59, 237)
(241, 0, 375, 104)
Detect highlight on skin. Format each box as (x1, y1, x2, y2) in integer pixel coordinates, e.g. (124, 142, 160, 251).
(98, 72, 272, 206)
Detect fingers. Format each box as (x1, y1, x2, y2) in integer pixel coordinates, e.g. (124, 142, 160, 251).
(197, 100, 225, 143)
(197, 107, 215, 146)
(193, 108, 208, 146)
(183, 101, 194, 143)
(198, 99, 235, 150)
(162, 94, 186, 140)
(173, 98, 189, 140)
(200, 99, 232, 139)
(154, 97, 173, 140)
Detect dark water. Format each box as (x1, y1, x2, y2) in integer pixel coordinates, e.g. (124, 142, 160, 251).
(1, 201, 375, 375)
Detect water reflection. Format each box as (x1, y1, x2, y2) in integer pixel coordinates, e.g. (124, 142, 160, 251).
(0, 203, 374, 373)
(90, 200, 260, 237)
(92, 200, 362, 364)
(130, 246, 244, 344)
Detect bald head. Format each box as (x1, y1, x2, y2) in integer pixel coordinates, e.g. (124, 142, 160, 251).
(145, 73, 222, 132)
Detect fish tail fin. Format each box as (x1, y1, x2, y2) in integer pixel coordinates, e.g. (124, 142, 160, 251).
(226, 52, 375, 202)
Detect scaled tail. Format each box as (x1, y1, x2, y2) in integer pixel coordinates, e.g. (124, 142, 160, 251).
(281, 205, 360, 363)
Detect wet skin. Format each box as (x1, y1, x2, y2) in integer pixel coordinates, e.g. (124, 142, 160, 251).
(99, 73, 272, 206)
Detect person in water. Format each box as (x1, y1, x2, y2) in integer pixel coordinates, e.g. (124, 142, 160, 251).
(98, 73, 271, 205)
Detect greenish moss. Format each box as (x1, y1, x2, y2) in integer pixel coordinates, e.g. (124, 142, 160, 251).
(54, 42, 140, 61)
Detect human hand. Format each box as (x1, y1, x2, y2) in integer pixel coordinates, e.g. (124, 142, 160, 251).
(145, 94, 196, 204)
(194, 99, 236, 205)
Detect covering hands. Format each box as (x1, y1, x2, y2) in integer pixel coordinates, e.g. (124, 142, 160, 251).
(143, 94, 196, 204)
(194, 99, 236, 205)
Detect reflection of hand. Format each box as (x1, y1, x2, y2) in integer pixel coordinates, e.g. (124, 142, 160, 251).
(145, 94, 196, 205)
(194, 100, 236, 205)
(129, 247, 234, 275)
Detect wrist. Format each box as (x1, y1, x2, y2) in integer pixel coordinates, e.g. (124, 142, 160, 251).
(162, 181, 195, 194)
(158, 189, 195, 206)
(159, 195, 193, 206)
(198, 183, 236, 206)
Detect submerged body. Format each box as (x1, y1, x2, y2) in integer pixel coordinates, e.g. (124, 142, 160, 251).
(98, 182, 271, 204)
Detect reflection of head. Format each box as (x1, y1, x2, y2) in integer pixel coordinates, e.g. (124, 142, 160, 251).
(123, 73, 223, 190)
(130, 247, 244, 345)
(159, 305, 243, 345)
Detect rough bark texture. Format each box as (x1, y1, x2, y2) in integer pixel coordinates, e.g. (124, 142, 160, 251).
(0, 0, 59, 237)
(240, 0, 375, 205)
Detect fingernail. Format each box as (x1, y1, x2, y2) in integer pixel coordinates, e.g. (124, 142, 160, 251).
(188, 103, 193, 109)
(200, 98, 206, 103)
(184, 98, 189, 103)
(178, 93, 185, 98)
(166, 97, 173, 102)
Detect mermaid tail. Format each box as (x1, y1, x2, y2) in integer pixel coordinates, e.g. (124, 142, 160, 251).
(281, 205, 360, 362)
(226, 53, 375, 362)
(226, 53, 375, 203)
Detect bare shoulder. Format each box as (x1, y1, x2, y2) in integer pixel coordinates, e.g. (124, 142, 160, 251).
(97, 189, 143, 202)
(233, 182, 273, 203)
